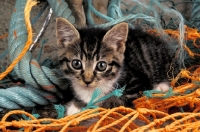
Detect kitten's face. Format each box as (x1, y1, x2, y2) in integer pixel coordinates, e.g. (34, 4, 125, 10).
(56, 18, 128, 93)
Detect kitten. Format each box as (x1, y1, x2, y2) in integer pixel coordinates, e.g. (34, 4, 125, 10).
(56, 17, 178, 115)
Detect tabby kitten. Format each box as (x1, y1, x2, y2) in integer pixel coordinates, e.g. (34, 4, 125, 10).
(56, 17, 177, 115)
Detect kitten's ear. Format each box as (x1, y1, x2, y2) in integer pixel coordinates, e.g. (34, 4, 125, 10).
(103, 23, 128, 53)
(56, 17, 80, 47)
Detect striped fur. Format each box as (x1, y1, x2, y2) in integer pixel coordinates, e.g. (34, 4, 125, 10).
(56, 18, 178, 115)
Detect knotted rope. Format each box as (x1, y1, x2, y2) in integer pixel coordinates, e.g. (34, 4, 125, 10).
(0, 0, 75, 109)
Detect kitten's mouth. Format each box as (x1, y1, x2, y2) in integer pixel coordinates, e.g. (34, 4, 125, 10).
(77, 80, 97, 89)
(82, 83, 97, 89)
(84, 84, 94, 89)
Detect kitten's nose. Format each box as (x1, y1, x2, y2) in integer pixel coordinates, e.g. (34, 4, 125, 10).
(83, 70, 94, 86)
(84, 80, 92, 85)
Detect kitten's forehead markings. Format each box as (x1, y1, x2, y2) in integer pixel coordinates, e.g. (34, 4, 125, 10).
(80, 41, 86, 60)
(93, 42, 100, 61)
(83, 41, 88, 54)
(82, 41, 99, 61)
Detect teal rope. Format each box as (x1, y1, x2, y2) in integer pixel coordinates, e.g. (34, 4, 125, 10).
(47, 0, 75, 24)
(0, 0, 76, 110)
(54, 104, 65, 119)
(31, 2, 49, 25)
(47, 86, 125, 116)
(84, 0, 114, 25)
(81, 85, 125, 111)
(97, 14, 155, 28)
(36, 39, 48, 61)
(8, 0, 75, 91)
(107, 0, 123, 19)
(143, 86, 199, 99)
(0, 86, 49, 109)
(143, 88, 174, 99)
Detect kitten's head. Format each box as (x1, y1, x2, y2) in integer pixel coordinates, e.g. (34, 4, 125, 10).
(56, 17, 128, 93)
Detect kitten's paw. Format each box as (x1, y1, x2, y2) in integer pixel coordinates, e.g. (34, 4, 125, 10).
(153, 82, 170, 92)
(65, 101, 81, 116)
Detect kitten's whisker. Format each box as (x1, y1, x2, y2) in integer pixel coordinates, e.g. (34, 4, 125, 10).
(98, 82, 114, 95)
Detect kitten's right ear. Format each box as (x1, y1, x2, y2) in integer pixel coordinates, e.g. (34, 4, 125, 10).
(56, 17, 80, 47)
(102, 22, 128, 53)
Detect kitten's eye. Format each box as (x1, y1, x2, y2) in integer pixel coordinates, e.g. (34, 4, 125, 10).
(96, 61, 107, 71)
(72, 59, 82, 70)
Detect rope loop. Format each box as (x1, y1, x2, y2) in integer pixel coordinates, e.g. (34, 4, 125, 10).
(0, 0, 75, 109)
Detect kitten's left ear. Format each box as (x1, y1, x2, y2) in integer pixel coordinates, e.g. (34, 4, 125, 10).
(56, 17, 80, 47)
(103, 23, 128, 53)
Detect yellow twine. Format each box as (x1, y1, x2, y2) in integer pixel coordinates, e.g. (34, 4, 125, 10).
(0, 0, 37, 80)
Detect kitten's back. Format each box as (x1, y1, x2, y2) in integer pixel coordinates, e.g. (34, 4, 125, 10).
(120, 28, 177, 97)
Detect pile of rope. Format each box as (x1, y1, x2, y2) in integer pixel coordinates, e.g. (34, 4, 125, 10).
(1, 77, 200, 131)
(0, 0, 200, 131)
(0, 0, 74, 109)
(0, 0, 198, 110)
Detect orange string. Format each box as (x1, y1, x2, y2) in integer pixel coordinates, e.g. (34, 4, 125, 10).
(0, 33, 8, 40)
(0, 0, 37, 80)
(1, 106, 200, 131)
(149, 26, 200, 58)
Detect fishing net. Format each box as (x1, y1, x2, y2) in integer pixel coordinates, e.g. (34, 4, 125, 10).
(0, 0, 200, 131)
